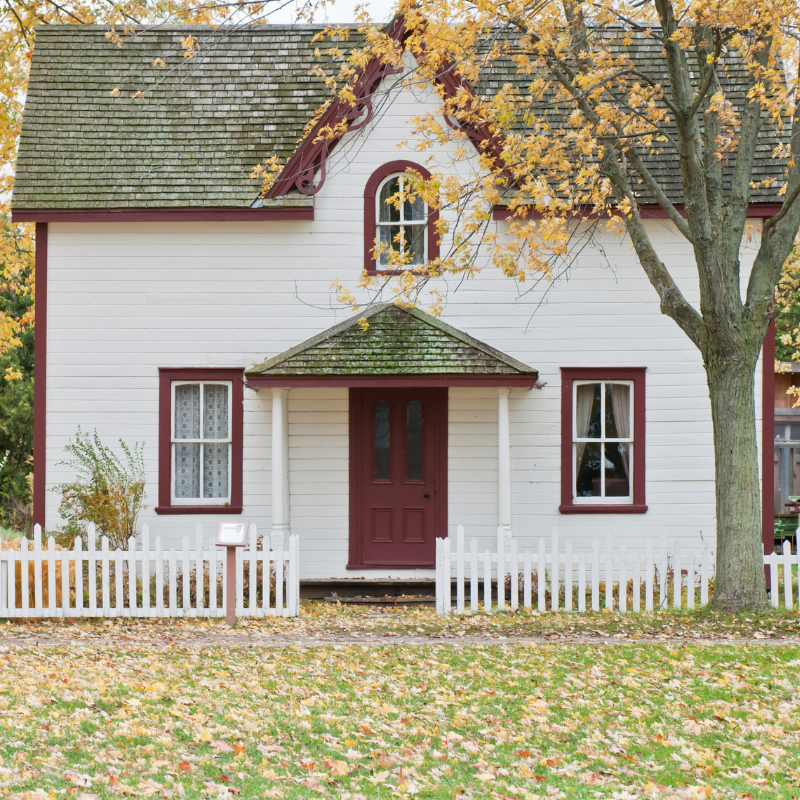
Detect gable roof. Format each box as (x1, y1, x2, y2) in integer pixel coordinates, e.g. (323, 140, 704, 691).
(12, 23, 788, 212)
(245, 303, 538, 382)
(14, 24, 344, 210)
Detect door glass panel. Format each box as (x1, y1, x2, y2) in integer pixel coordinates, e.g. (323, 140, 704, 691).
(374, 400, 390, 481)
(406, 400, 422, 481)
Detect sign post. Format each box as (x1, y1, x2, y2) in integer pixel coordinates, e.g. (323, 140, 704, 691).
(215, 521, 249, 625)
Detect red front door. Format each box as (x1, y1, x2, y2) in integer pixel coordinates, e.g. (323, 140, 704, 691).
(349, 388, 447, 567)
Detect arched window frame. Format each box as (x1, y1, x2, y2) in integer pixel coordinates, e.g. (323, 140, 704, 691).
(363, 161, 440, 274)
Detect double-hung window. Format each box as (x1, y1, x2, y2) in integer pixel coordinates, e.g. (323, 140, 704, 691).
(157, 368, 243, 514)
(560, 368, 647, 513)
(573, 380, 632, 501)
(172, 382, 231, 504)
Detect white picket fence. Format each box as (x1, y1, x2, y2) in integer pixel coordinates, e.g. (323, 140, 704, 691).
(0, 523, 300, 618)
(436, 526, 800, 615)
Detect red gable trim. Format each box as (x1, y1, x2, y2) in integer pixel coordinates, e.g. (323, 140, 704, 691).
(13, 207, 313, 223)
(493, 202, 784, 221)
(266, 16, 407, 199)
(266, 16, 507, 200)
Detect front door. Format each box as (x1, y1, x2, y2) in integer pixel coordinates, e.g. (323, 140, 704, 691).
(349, 388, 447, 567)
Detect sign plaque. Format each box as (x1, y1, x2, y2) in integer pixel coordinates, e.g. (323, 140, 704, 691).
(216, 521, 249, 548)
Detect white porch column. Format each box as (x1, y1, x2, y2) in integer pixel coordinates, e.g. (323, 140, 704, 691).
(497, 388, 512, 538)
(271, 388, 290, 539)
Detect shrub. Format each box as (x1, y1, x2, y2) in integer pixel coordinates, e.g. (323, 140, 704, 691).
(55, 428, 145, 550)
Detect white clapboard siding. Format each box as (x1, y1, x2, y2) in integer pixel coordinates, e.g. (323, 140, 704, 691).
(43, 54, 749, 580)
(435, 525, 798, 615)
(0, 524, 300, 618)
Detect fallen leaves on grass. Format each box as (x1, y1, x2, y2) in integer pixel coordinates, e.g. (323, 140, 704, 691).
(0, 638, 798, 798)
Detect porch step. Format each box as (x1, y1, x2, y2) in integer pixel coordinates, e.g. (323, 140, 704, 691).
(323, 594, 436, 606)
(300, 579, 434, 600)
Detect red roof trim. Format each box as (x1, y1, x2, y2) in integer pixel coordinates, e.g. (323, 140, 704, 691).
(12, 207, 314, 223)
(493, 202, 784, 221)
(246, 374, 537, 387)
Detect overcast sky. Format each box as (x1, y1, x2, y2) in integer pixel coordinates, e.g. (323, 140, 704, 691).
(265, 0, 399, 25)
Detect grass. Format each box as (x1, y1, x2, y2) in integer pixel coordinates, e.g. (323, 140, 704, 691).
(0, 640, 798, 799)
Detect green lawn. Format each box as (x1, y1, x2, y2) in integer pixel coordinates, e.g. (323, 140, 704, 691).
(0, 641, 798, 799)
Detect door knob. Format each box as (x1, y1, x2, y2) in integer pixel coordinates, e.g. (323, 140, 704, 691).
(423, 492, 430, 499)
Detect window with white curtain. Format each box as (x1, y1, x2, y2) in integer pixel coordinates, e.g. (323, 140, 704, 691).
(171, 381, 231, 504)
(573, 380, 633, 502)
(376, 173, 427, 268)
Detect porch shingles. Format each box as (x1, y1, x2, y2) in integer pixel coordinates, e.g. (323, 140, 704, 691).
(246, 304, 537, 378)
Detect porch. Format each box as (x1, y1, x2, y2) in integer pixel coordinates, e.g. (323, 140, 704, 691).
(244, 304, 539, 582)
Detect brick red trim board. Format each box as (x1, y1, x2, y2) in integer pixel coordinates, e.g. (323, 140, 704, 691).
(560, 367, 647, 514)
(246, 374, 537, 388)
(13, 207, 313, 224)
(763, 321, 775, 578)
(33, 223, 47, 528)
(363, 161, 441, 275)
(494, 203, 783, 221)
(156, 368, 245, 515)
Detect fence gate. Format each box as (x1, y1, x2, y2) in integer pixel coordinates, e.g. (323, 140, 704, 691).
(0, 523, 300, 618)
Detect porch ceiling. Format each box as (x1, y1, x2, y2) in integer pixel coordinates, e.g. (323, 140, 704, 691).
(245, 304, 538, 387)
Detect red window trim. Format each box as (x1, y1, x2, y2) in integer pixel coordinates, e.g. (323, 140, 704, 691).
(363, 160, 440, 275)
(560, 367, 647, 514)
(156, 367, 244, 515)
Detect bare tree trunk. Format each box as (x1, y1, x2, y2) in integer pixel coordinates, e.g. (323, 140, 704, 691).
(706, 345, 769, 610)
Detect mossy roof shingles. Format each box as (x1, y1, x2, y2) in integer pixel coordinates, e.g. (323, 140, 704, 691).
(246, 304, 539, 377)
(14, 24, 341, 209)
(13, 24, 787, 210)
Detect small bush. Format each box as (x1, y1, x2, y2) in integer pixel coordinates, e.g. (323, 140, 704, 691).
(55, 428, 146, 550)
(0, 525, 24, 541)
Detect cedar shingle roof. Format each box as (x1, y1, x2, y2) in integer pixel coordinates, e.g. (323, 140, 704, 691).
(14, 24, 339, 209)
(246, 304, 539, 377)
(12, 24, 788, 210)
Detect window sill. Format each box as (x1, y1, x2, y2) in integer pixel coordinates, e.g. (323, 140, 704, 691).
(559, 504, 648, 514)
(155, 505, 243, 515)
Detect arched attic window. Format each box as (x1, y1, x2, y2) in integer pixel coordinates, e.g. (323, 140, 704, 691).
(363, 161, 440, 274)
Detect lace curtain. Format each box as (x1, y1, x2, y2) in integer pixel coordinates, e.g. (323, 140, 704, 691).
(174, 384, 201, 499)
(203, 385, 229, 499)
(173, 383, 229, 500)
(609, 383, 631, 479)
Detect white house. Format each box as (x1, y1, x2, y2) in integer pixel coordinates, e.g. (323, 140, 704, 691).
(12, 23, 777, 584)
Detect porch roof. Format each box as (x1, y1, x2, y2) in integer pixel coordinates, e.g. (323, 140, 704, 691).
(245, 304, 538, 387)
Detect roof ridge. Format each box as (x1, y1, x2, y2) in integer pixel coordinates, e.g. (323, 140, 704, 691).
(34, 23, 360, 31)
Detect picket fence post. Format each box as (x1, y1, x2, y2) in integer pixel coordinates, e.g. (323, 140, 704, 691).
(470, 539, 479, 613)
(456, 526, 465, 615)
(783, 540, 794, 611)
